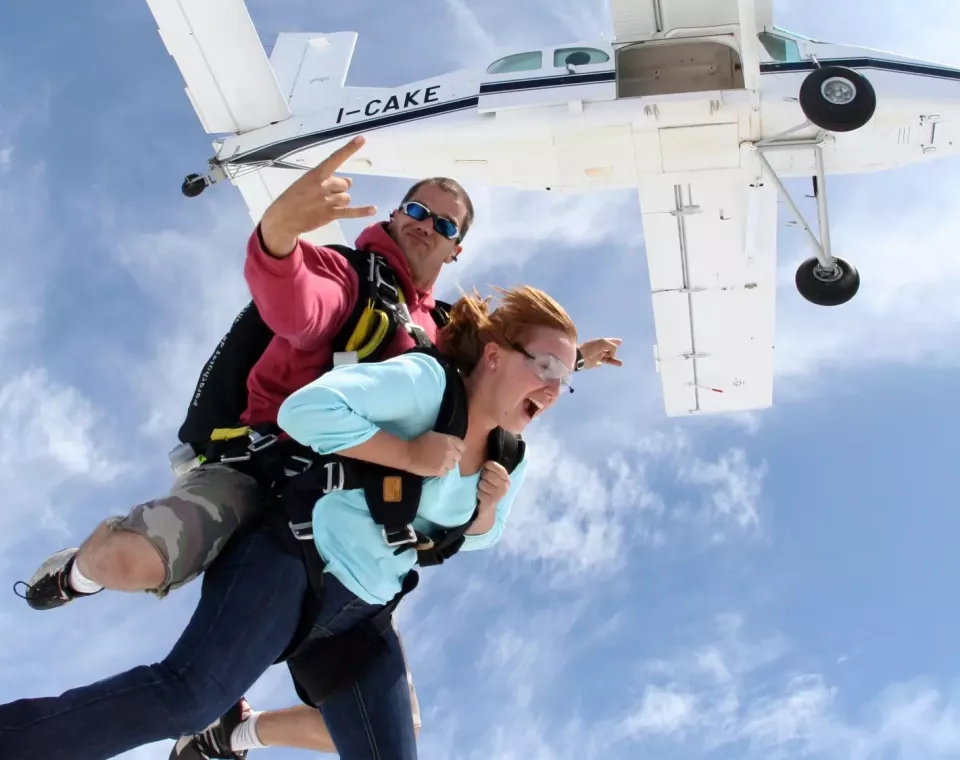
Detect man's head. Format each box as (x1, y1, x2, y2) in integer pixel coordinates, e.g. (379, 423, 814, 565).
(387, 177, 474, 290)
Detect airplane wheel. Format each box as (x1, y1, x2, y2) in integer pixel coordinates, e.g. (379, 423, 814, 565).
(181, 173, 206, 198)
(795, 256, 860, 306)
(799, 66, 876, 133)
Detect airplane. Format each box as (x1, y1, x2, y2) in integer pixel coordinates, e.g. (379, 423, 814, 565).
(144, 0, 960, 417)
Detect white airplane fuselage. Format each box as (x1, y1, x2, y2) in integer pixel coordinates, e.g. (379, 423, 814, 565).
(150, 0, 960, 418)
(214, 30, 960, 195)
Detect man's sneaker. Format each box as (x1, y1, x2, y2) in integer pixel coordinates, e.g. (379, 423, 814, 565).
(169, 698, 251, 760)
(13, 548, 100, 611)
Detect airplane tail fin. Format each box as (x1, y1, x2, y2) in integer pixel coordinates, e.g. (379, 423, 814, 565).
(269, 32, 358, 114)
(145, 0, 291, 134)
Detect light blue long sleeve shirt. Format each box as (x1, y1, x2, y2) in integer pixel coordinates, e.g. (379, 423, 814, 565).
(276, 351, 528, 605)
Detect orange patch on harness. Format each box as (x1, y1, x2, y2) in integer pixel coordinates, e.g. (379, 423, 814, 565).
(383, 476, 403, 502)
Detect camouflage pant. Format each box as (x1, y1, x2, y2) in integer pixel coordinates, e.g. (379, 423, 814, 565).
(106, 462, 262, 597)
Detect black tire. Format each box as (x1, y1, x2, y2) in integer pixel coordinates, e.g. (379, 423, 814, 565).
(799, 66, 876, 133)
(795, 256, 860, 306)
(181, 173, 206, 198)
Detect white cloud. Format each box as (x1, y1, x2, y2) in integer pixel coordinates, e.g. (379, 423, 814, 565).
(439, 0, 611, 69)
(0, 368, 125, 561)
(498, 426, 656, 580)
(104, 208, 252, 438)
(437, 186, 642, 295)
(494, 425, 767, 582)
(615, 613, 960, 760)
(772, 165, 960, 394)
(0, 157, 48, 354)
(623, 685, 698, 737)
(678, 447, 766, 537)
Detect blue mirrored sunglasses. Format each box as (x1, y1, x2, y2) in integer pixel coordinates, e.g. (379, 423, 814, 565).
(400, 201, 461, 241)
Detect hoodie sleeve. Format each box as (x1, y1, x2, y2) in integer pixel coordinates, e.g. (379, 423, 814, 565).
(276, 352, 447, 455)
(459, 457, 528, 552)
(243, 225, 358, 351)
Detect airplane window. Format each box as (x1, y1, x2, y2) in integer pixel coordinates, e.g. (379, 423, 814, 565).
(757, 31, 801, 62)
(486, 51, 543, 75)
(553, 47, 610, 68)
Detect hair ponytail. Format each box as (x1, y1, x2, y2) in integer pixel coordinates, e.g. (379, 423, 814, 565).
(437, 285, 577, 374)
(437, 289, 492, 374)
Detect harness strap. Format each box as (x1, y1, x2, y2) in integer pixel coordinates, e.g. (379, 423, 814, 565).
(202, 423, 317, 490)
(361, 351, 468, 556)
(328, 248, 433, 369)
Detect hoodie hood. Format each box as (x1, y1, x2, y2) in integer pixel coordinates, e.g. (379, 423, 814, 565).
(354, 222, 436, 311)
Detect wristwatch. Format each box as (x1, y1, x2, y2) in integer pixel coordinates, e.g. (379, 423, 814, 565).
(575, 347, 585, 372)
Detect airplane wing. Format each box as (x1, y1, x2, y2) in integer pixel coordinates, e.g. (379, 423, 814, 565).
(608, 0, 767, 42)
(145, 0, 290, 133)
(639, 176, 778, 416)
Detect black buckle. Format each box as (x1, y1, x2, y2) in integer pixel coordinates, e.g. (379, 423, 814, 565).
(283, 455, 314, 478)
(382, 525, 417, 547)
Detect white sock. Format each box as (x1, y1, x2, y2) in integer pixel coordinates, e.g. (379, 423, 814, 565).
(231, 711, 266, 752)
(68, 557, 103, 594)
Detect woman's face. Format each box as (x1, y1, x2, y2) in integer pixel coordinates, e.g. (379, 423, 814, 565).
(482, 326, 578, 434)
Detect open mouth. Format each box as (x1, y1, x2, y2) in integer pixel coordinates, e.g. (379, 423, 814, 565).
(523, 397, 544, 419)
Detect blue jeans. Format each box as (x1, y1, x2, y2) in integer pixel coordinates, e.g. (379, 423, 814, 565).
(0, 526, 417, 760)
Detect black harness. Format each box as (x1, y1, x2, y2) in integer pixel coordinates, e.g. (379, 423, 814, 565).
(177, 243, 447, 455)
(266, 348, 525, 706)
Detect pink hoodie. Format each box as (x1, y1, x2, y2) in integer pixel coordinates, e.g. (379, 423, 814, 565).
(240, 222, 439, 426)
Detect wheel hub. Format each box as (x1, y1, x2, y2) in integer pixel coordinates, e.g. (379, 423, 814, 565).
(821, 77, 856, 105)
(813, 262, 843, 283)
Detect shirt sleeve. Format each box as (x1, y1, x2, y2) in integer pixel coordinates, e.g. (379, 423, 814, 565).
(243, 226, 357, 351)
(459, 457, 528, 552)
(276, 352, 447, 454)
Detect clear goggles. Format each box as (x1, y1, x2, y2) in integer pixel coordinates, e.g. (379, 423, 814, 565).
(510, 342, 574, 393)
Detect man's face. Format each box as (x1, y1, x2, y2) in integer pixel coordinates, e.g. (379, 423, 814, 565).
(388, 183, 467, 289)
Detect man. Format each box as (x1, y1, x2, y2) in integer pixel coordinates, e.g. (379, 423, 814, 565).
(20, 135, 485, 610)
(19, 135, 623, 757)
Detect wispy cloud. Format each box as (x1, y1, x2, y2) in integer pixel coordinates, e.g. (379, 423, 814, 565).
(616, 612, 960, 760)
(0, 368, 125, 567)
(496, 425, 767, 584)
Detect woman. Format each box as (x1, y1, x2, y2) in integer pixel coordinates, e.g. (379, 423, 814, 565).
(0, 285, 578, 760)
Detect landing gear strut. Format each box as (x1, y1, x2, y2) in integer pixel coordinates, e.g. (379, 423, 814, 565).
(750, 65, 876, 306)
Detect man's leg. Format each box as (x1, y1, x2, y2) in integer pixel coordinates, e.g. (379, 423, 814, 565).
(0, 526, 308, 760)
(20, 462, 261, 610)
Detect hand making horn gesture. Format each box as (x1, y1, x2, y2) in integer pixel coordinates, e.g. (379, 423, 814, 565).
(259, 135, 378, 258)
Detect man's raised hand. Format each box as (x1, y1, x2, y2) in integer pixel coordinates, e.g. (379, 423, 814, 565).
(259, 135, 378, 258)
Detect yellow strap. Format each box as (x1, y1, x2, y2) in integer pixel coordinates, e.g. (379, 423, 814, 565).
(356, 311, 390, 360)
(209, 426, 251, 441)
(341, 283, 407, 360)
(345, 300, 377, 352)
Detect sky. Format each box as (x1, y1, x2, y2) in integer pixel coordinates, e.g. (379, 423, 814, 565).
(2, 1, 960, 759)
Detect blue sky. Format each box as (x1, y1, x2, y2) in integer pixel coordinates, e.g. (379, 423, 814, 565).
(2, 1, 960, 758)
